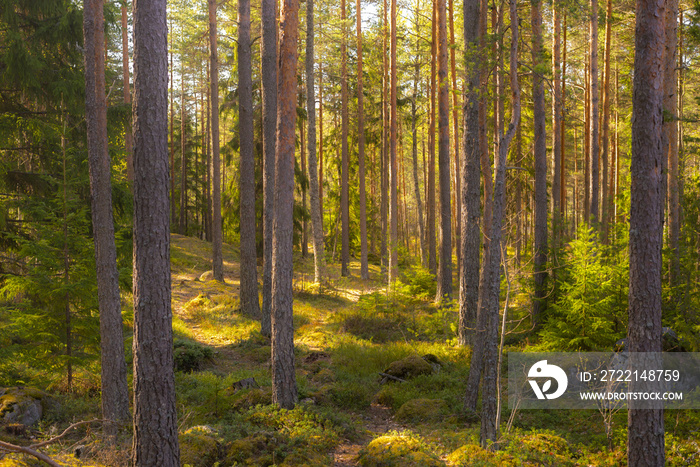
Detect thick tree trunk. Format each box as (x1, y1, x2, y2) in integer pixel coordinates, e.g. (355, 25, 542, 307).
(83, 0, 130, 430)
(628, 0, 666, 463)
(340, 0, 350, 277)
(531, 0, 547, 325)
(271, 0, 300, 410)
(388, 0, 398, 285)
(131, 0, 180, 460)
(449, 0, 460, 275)
(357, 0, 368, 280)
(306, 0, 325, 285)
(436, 0, 451, 301)
(209, 0, 223, 281)
(239, 0, 261, 317)
(589, 0, 600, 223)
(261, 0, 277, 337)
(459, 0, 481, 346)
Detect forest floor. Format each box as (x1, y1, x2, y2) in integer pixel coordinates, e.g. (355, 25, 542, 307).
(2, 234, 700, 466)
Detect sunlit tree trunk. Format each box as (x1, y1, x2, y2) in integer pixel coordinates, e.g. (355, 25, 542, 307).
(552, 1, 562, 243)
(121, 3, 133, 184)
(272, 0, 300, 410)
(388, 0, 398, 285)
(427, 0, 437, 276)
(209, 0, 223, 281)
(357, 0, 368, 280)
(665, 0, 680, 292)
(589, 0, 600, 223)
(340, 0, 350, 277)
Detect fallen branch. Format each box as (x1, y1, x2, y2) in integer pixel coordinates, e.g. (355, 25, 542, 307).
(378, 372, 406, 383)
(0, 419, 108, 467)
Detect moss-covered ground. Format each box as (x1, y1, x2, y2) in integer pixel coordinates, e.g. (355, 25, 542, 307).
(2, 234, 700, 466)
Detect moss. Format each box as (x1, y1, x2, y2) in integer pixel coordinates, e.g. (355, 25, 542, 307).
(0, 387, 48, 426)
(179, 427, 220, 467)
(446, 444, 517, 467)
(395, 398, 448, 423)
(505, 432, 578, 466)
(279, 450, 330, 466)
(358, 431, 444, 467)
(225, 431, 288, 466)
(383, 355, 433, 380)
(230, 388, 272, 411)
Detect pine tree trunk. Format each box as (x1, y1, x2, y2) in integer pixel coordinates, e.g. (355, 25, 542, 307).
(121, 4, 133, 184)
(665, 0, 680, 292)
(436, 0, 452, 302)
(449, 0, 460, 275)
(131, 0, 179, 460)
(306, 0, 325, 284)
(239, 0, 261, 317)
(459, 0, 481, 346)
(601, 0, 612, 239)
(589, 0, 600, 223)
(340, 0, 350, 277)
(179, 74, 187, 235)
(388, 0, 399, 285)
(83, 0, 130, 429)
(628, 0, 666, 463)
(427, 0, 437, 276)
(272, 0, 300, 410)
(357, 0, 368, 279)
(209, 0, 223, 281)
(261, 0, 277, 337)
(552, 1, 562, 240)
(531, 0, 548, 325)
(561, 13, 567, 223)
(411, 51, 426, 267)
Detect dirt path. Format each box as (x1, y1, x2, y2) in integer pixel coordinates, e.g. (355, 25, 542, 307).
(333, 403, 403, 466)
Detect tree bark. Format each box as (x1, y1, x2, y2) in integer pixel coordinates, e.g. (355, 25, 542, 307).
(83, 0, 130, 429)
(121, 4, 133, 184)
(589, 0, 600, 223)
(601, 0, 612, 239)
(410, 25, 426, 268)
(131, 0, 180, 460)
(388, 0, 399, 285)
(459, 0, 481, 346)
(531, 0, 547, 326)
(436, 0, 451, 302)
(306, 0, 325, 285)
(427, 0, 437, 276)
(340, 0, 350, 277)
(665, 0, 680, 292)
(628, 0, 666, 463)
(381, 0, 389, 276)
(209, 0, 223, 281)
(238, 0, 261, 317)
(552, 1, 562, 241)
(179, 71, 187, 235)
(449, 0, 460, 277)
(272, 0, 300, 410)
(357, 0, 368, 280)
(261, 0, 277, 337)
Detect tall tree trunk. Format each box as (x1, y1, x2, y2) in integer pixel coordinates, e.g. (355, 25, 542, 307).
(340, 0, 350, 277)
(601, 0, 612, 238)
(300, 112, 307, 256)
(272, 0, 300, 410)
(411, 32, 426, 267)
(381, 0, 389, 275)
(357, 0, 368, 279)
(209, 0, 223, 281)
(436, 0, 451, 301)
(628, 0, 665, 463)
(427, 0, 437, 276)
(388, 0, 399, 285)
(261, 0, 277, 336)
(131, 0, 180, 460)
(531, 0, 547, 325)
(169, 19, 175, 228)
(478, 0, 520, 445)
(561, 12, 567, 222)
(239, 0, 261, 317)
(179, 72, 187, 235)
(449, 0, 460, 275)
(306, 0, 325, 284)
(665, 0, 680, 292)
(83, 0, 130, 429)
(584, 60, 590, 221)
(459, 0, 481, 346)
(552, 1, 562, 242)
(479, 0, 491, 253)
(121, 3, 133, 184)
(589, 0, 600, 223)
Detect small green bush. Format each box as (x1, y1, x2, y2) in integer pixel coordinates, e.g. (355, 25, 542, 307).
(173, 339, 214, 373)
